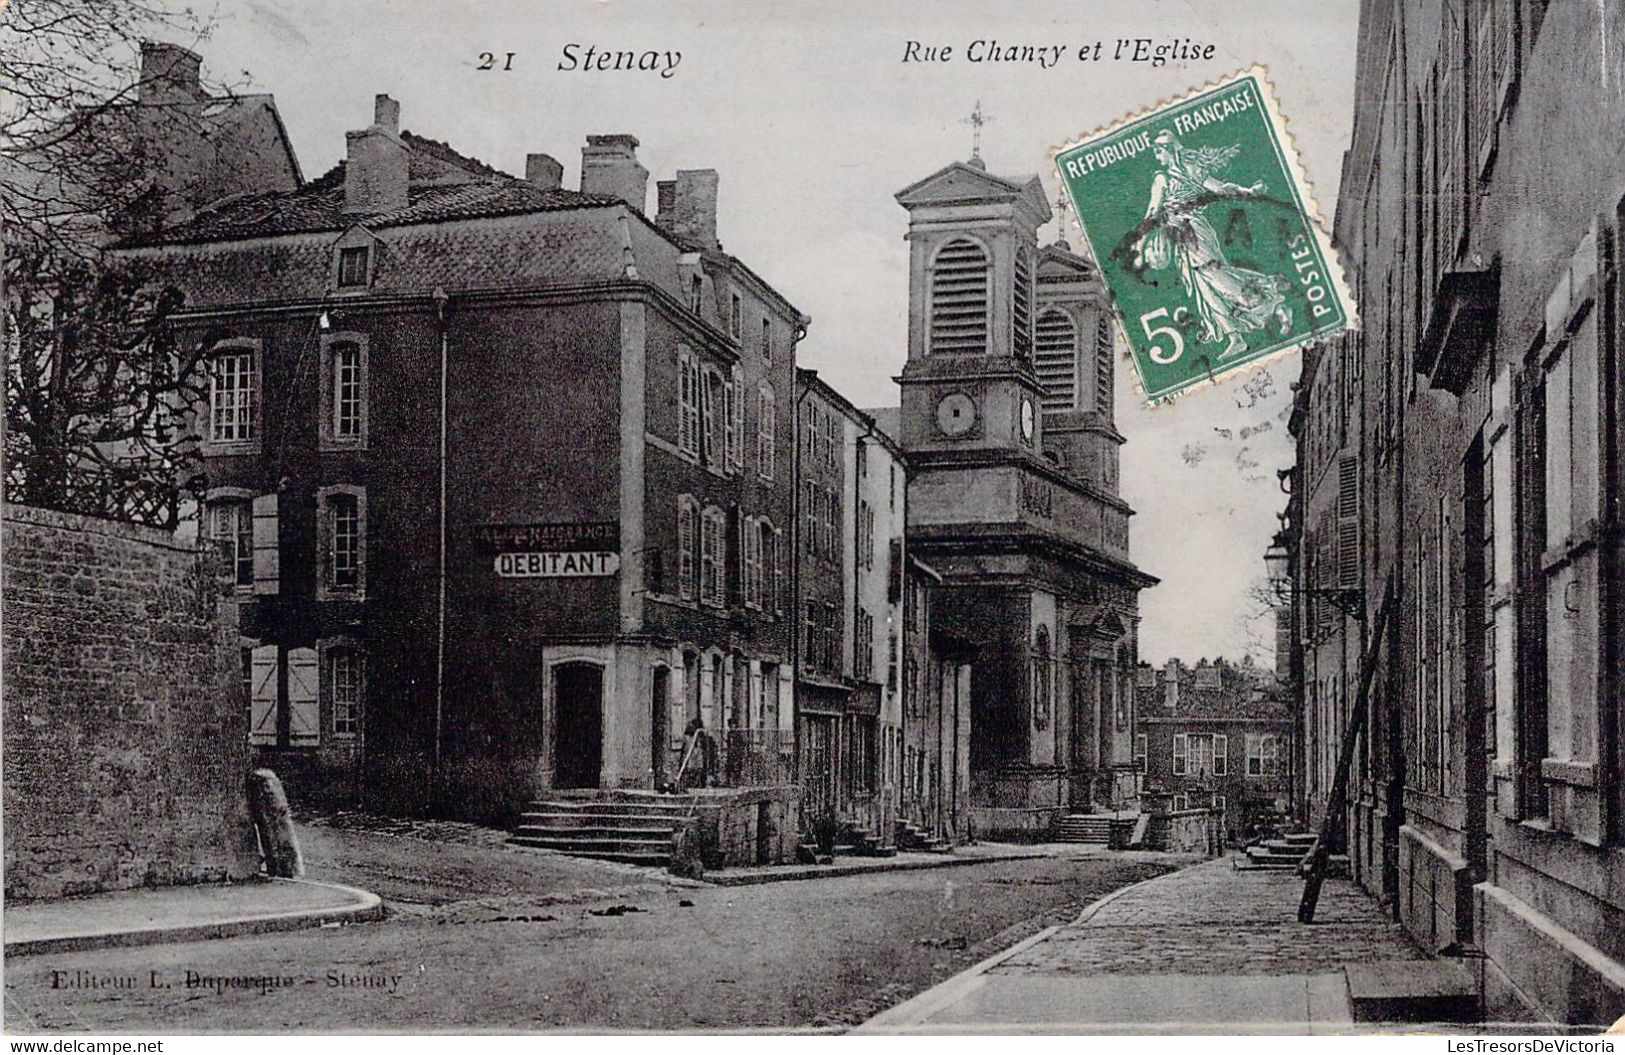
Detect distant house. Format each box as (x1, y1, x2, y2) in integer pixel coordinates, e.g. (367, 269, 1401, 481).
(1135, 658, 1293, 844)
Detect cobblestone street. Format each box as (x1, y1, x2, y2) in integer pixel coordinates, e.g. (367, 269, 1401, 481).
(865, 855, 1426, 1032)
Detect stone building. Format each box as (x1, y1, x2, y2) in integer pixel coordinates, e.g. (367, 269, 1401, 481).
(116, 93, 808, 821)
(880, 153, 1157, 838)
(1288, 0, 1624, 1026)
(794, 371, 910, 844)
(1134, 658, 1293, 844)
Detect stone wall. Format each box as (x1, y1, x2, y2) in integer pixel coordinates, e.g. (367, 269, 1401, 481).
(3, 504, 259, 900)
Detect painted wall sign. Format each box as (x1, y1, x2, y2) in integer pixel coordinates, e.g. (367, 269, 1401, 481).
(494, 551, 620, 578)
(475, 521, 619, 552)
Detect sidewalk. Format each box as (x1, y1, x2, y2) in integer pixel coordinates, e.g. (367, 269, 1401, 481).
(860, 853, 1427, 1034)
(4, 877, 383, 956)
(702, 842, 1052, 886)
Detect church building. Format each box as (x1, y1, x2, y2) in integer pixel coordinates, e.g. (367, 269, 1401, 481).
(884, 149, 1158, 836)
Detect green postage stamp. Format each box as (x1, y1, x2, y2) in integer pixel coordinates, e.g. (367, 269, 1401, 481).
(1053, 68, 1355, 402)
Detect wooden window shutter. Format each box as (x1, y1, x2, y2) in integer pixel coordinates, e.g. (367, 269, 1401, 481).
(250, 645, 279, 746)
(287, 647, 320, 745)
(252, 493, 279, 595)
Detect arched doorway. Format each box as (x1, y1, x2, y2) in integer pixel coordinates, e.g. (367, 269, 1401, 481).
(554, 662, 603, 789)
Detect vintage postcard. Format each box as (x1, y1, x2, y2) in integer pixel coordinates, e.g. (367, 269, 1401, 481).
(3, 0, 1622, 1045)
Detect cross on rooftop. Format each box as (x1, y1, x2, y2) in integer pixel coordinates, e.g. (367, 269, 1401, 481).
(963, 100, 992, 163)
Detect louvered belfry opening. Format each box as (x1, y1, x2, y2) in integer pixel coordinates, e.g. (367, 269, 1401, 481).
(1094, 315, 1115, 413)
(1012, 248, 1033, 359)
(930, 238, 990, 353)
(1034, 309, 1079, 411)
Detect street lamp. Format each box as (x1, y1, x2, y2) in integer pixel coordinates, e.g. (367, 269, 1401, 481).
(1262, 530, 1364, 620)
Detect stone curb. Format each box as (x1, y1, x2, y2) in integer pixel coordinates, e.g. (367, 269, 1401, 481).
(701, 851, 1047, 887)
(3, 878, 385, 957)
(854, 856, 1208, 1032)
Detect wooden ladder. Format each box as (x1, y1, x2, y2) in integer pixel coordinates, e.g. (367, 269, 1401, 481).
(1299, 575, 1395, 924)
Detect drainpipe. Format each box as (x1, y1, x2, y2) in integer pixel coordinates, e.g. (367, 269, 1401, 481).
(433, 287, 449, 804)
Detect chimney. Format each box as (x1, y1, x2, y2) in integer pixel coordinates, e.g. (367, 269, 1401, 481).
(1165, 662, 1181, 714)
(344, 94, 408, 216)
(525, 153, 563, 191)
(580, 134, 648, 213)
(655, 180, 677, 230)
(672, 169, 719, 249)
(139, 42, 205, 105)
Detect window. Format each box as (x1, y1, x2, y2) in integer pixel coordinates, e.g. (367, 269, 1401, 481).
(1035, 309, 1079, 410)
(700, 506, 725, 606)
(1539, 275, 1603, 801)
(761, 317, 773, 362)
(208, 500, 254, 587)
(1247, 734, 1281, 776)
(752, 520, 777, 614)
(726, 365, 743, 472)
(678, 348, 701, 458)
(729, 290, 743, 340)
(703, 368, 725, 467)
(929, 239, 990, 354)
(744, 516, 763, 609)
(856, 608, 874, 680)
(857, 500, 874, 571)
(677, 496, 697, 600)
(1134, 734, 1147, 773)
(689, 274, 703, 313)
(320, 335, 368, 449)
(1095, 316, 1114, 413)
(1013, 248, 1033, 358)
(208, 344, 257, 446)
(337, 246, 370, 288)
(757, 385, 776, 480)
(329, 647, 362, 737)
(318, 486, 366, 598)
(1175, 733, 1226, 778)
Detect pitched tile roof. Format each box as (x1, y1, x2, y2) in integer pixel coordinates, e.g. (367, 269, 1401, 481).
(123, 131, 621, 247)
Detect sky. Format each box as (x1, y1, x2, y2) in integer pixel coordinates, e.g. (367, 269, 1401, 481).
(181, 0, 1362, 666)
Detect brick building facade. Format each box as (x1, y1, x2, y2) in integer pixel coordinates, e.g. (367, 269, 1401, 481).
(1288, 0, 1625, 1025)
(1135, 658, 1293, 844)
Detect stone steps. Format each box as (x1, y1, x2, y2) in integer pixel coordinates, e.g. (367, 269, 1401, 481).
(509, 798, 693, 867)
(1345, 960, 1479, 1023)
(1056, 815, 1114, 845)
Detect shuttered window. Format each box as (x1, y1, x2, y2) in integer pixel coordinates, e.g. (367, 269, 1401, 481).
(1013, 248, 1033, 358)
(250, 645, 278, 745)
(929, 239, 990, 354)
(756, 386, 776, 480)
(1095, 316, 1115, 412)
(288, 647, 319, 746)
(678, 496, 697, 601)
(677, 348, 701, 458)
(1034, 309, 1079, 411)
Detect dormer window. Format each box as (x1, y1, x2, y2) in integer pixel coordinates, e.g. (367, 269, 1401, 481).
(338, 246, 370, 288)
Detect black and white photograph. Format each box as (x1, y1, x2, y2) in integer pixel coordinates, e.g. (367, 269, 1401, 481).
(1, 0, 1622, 1040)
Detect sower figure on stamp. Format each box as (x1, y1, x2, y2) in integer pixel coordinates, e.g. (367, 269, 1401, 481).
(1134, 130, 1292, 359)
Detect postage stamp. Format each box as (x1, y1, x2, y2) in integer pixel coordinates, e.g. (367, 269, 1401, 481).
(1052, 67, 1355, 403)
